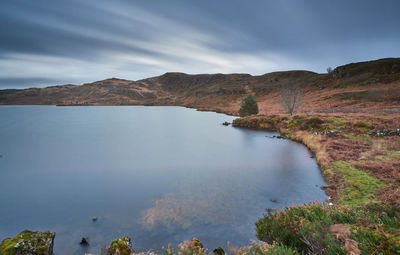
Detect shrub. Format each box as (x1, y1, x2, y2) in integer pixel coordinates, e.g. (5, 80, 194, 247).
(238, 95, 259, 117)
(303, 117, 324, 130)
(353, 121, 373, 131)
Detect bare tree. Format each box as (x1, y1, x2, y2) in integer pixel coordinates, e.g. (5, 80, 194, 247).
(326, 67, 333, 74)
(280, 83, 301, 120)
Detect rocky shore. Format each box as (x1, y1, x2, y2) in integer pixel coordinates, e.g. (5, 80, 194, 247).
(0, 232, 219, 255)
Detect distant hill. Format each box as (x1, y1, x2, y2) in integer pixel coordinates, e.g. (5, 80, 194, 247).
(1, 58, 399, 115)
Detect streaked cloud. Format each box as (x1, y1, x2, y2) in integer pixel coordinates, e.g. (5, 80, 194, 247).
(0, 0, 399, 88)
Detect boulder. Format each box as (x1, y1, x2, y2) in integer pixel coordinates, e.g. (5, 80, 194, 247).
(108, 236, 134, 255)
(222, 121, 231, 126)
(0, 230, 55, 255)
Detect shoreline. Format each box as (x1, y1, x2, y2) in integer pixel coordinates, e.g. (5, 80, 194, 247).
(233, 114, 400, 254)
(232, 114, 400, 205)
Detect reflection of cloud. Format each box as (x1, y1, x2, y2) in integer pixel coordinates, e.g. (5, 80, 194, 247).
(140, 178, 257, 229)
(141, 193, 234, 229)
(141, 194, 186, 228)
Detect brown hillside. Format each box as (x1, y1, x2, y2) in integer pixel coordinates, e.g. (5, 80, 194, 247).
(1, 58, 399, 116)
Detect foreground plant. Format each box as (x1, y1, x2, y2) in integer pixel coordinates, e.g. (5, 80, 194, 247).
(228, 241, 301, 255)
(255, 203, 400, 254)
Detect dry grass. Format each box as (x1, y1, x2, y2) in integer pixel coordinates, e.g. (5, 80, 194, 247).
(288, 131, 330, 168)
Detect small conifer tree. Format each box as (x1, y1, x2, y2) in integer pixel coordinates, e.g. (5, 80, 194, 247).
(238, 95, 259, 117)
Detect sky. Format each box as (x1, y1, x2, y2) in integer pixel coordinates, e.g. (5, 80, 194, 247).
(0, 0, 399, 89)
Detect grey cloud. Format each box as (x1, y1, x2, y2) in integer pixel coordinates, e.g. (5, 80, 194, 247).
(0, 0, 399, 88)
(0, 78, 66, 89)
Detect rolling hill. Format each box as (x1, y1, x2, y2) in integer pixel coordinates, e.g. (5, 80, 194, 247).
(1, 58, 399, 115)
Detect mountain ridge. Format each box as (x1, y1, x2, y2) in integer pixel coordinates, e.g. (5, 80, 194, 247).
(1, 57, 399, 115)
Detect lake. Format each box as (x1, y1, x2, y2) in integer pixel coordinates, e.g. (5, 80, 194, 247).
(0, 106, 327, 254)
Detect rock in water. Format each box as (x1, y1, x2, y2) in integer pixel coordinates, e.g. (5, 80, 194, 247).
(213, 247, 226, 255)
(108, 236, 134, 255)
(222, 121, 231, 126)
(0, 230, 55, 255)
(80, 237, 89, 246)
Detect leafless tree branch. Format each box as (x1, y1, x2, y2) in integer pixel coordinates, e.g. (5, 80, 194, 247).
(280, 83, 302, 120)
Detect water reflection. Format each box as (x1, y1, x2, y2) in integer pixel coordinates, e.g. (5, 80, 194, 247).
(141, 181, 255, 229)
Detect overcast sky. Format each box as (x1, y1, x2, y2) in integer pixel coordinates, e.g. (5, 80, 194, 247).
(0, 0, 399, 89)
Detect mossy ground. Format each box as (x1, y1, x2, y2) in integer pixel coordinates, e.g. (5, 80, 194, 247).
(0, 230, 54, 255)
(332, 161, 384, 207)
(109, 236, 133, 255)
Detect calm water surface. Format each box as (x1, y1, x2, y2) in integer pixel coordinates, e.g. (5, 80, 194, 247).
(0, 106, 327, 254)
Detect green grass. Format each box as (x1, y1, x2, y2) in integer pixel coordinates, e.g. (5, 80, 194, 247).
(354, 121, 374, 131)
(326, 116, 346, 127)
(342, 132, 370, 139)
(0, 238, 18, 255)
(263, 245, 303, 255)
(255, 203, 400, 255)
(332, 161, 385, 206)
